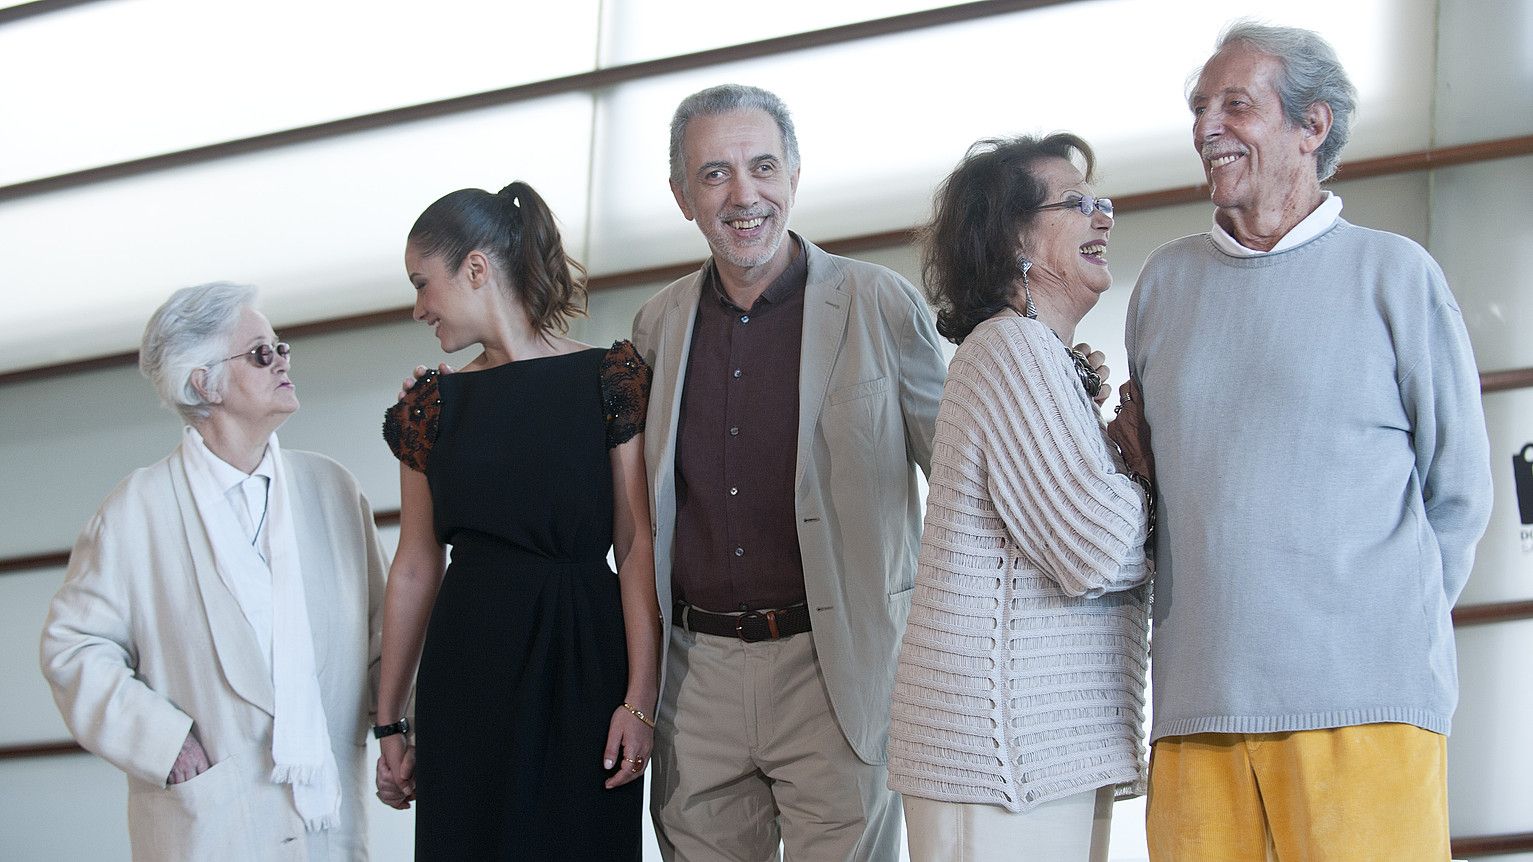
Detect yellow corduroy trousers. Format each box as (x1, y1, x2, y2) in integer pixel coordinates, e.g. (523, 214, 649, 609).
(1146, 723, 1450, 861)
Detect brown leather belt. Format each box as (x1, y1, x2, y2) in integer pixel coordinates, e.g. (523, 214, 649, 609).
(673, 601, 812, 643)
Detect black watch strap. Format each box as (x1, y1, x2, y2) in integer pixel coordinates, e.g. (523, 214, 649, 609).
(372, 718, 410, 740)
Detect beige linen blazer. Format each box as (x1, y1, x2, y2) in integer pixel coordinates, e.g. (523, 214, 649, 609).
(40, 446, 386, 862)
(631, 237, 946, 765)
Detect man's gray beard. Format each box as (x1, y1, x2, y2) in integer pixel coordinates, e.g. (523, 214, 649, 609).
(716, 224, 787, 270)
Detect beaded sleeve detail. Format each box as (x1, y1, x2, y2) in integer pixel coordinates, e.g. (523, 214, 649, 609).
(600, 340, 651, 449)
(382, 369, 441, 473)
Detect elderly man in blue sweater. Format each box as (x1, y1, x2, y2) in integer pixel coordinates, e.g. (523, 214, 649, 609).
(1125, 21, 1493, 859)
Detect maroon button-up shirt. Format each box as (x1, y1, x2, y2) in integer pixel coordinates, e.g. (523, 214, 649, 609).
(671, 237, 809, 612)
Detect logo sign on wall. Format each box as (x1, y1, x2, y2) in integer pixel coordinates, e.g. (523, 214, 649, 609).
(1516, 443, 1533, 552)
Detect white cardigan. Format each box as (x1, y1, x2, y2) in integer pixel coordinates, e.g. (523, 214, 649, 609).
(40, 444, 386, 861)
(888, 314, 1152, 812)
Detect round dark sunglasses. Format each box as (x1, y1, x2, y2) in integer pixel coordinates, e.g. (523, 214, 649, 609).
(213, 342, 291, 368)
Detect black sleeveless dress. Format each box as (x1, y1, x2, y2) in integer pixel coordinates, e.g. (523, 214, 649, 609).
(383, 342, 650, 860)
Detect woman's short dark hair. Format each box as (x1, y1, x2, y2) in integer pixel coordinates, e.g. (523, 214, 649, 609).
(921, 133, 1096, 344)
(408, 180, 588, 335)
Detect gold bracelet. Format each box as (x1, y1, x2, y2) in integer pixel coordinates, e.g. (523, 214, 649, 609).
(621, 702, 656, 728)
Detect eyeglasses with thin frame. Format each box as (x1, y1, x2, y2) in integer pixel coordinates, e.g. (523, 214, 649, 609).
(1032, 193, 1114, 219)
(213, 342, 291, 368)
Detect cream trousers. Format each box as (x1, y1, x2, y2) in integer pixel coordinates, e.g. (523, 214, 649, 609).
(903, 786, 1115, 862)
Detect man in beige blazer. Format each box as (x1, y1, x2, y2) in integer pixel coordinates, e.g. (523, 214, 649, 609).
(631, 84, 946, 861)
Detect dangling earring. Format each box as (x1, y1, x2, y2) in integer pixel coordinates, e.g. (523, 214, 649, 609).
(1017, 257, 1037, 319)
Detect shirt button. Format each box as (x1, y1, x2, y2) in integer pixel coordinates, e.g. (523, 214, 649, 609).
(729, 487, 738, 496)
(732, 369, 742, 378)
(735, 547, 745, 557)
(729, 426, 739, 436)
(740, 315, 750, 324)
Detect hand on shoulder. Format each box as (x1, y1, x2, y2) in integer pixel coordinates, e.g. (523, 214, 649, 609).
(397, 363, 455, 402)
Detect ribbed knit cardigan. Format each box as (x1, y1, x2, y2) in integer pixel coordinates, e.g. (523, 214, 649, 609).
(888, 313, 1152, 812)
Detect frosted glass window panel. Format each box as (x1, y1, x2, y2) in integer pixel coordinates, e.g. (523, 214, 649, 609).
(1433, 0, 1533, 145)
(597, 0, 956, 65)
(0, 0, 601, 185)
(585, 0, 1431, 274)
(1, 567, 73, 745)
(1431, 157, 1533, 374)
(0, 360, 180, 556)
(0, 94, 595, 373)
(0, 754, 130, 860)
(1448, 620, 1533, 840)
(579, 280, 675, 348)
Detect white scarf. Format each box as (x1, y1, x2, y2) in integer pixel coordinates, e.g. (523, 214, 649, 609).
(180, 428, 341, 831)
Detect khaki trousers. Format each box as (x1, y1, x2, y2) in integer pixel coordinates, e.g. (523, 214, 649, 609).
(1146, 723, 1450, 861)
(904, 787, 1114, 862)
(651, 627, 901, 862)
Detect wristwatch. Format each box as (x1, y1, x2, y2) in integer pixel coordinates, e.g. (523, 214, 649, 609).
(372, 718, 410, 740)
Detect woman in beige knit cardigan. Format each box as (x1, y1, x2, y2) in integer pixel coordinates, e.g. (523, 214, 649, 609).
(888, 133, 1155, 861)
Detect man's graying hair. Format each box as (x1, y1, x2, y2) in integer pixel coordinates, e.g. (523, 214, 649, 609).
(669, 84, 800, 185)
(1198, 20, 1358, 181)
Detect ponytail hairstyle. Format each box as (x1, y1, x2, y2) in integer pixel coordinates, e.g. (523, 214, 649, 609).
(408, 180, 588, 335)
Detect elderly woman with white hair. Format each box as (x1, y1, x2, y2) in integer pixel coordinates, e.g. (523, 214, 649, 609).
(40, 282, 386, 861)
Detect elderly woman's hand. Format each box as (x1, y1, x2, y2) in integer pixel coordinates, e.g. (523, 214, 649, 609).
(1073, 342, 1111, 407)
(396, 364, 456, 401)
(602, 704, 655, 790)
(167, 730, 210, 785)
(1106, 380, 1154, 480)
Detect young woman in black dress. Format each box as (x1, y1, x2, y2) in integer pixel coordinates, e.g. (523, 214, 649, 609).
(374, 180, 660, 859)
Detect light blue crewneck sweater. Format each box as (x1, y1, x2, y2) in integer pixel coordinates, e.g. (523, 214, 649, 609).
(1127, 218, 1493, 741)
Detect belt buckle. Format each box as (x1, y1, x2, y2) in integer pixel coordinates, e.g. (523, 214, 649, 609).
(734, 609, 781, 642)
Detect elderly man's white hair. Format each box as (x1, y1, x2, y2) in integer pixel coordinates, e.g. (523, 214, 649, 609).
(1191, 20, 1359, 182)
